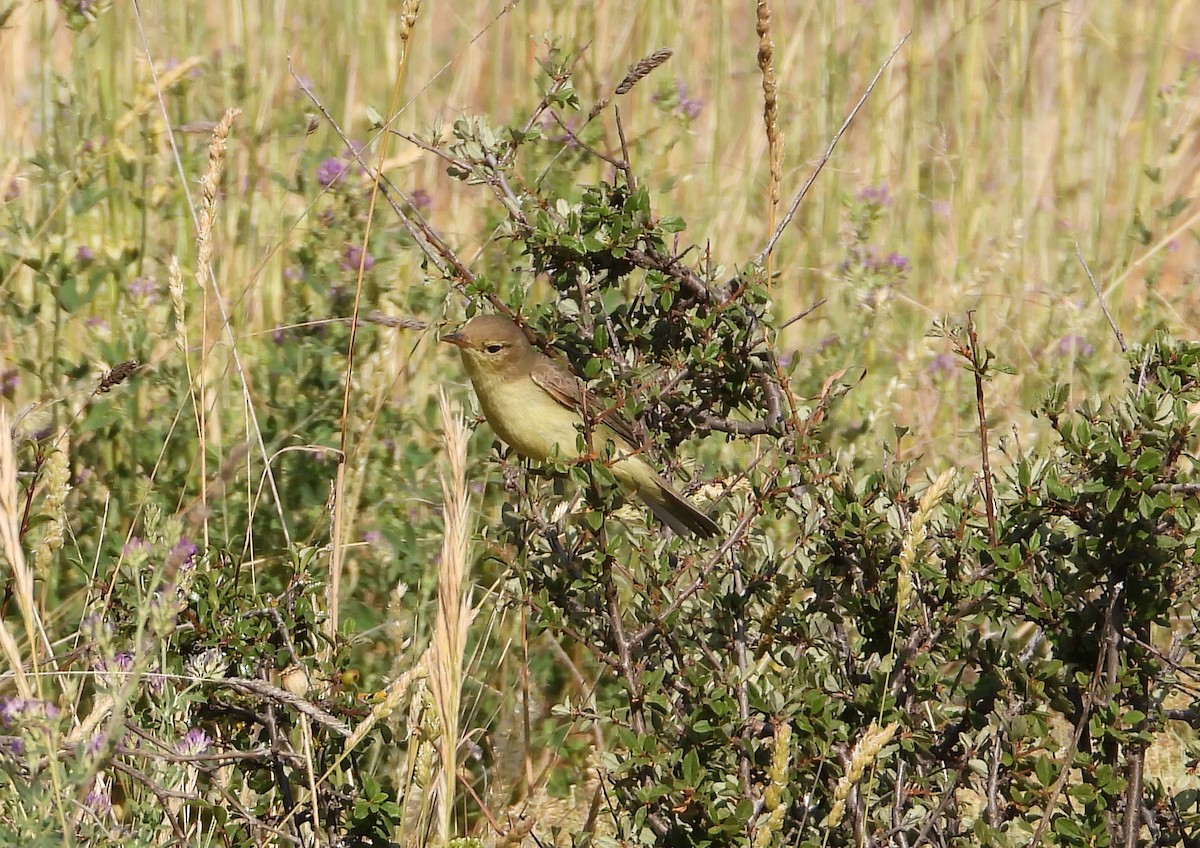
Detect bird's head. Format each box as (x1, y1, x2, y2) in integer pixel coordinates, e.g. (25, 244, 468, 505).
(442, 314, 537, 381)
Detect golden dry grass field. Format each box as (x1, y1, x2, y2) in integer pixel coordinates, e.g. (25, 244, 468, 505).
(2, 1, 1200, 845)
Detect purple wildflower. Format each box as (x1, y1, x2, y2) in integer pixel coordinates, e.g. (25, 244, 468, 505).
(1056, 335, 1095, 359)
(184, 647, 227, 680)
(0, 697, 60, 726)
(856, 184, 892, 206)
(652, 79, 704, 119)
(363, 530, 383, 545)
(316, 157, 345, 188)
(886, 252, 909, 273)
(127, 276, 159, 303)
(409, 188, 432, 213)
(675, 81, 704, 119)
(84, 731, 106, 756)
(85, 784, 112, 815)
(341, 244, 375, 272)
(0, 369, 18, 398)
(86, 316, 109, 332)
(177, 727, 212, 756)
(76, 246, 95, 263)
(1, 737, 24, 757)
(169, 537, 198, 571)
(123, 536, 149, 556)
(94, 651, 133, 689)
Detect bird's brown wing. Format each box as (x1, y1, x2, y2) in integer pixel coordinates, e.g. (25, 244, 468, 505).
(529, 356, 642, 446)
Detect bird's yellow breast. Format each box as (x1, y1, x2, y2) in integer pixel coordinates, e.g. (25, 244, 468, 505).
(465, 365, 659, 493)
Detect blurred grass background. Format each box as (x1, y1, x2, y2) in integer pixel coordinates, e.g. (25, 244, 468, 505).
(1, 0, 1199, 839)
(4, 1, 1198, 458)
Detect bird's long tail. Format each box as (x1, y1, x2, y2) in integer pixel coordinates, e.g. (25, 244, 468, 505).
(640, 477, 720, 539)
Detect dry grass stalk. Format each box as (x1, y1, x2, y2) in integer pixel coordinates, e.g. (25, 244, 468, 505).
(342, 654, 428, 754)
(0, 409, 39, 698)
(756, 0, 782, 234)
(196, 108, 240, 293)
(427, 389, 474, 842)
(896, 469, 955, 611)
(825, 720, 898, 828)
(615, 48, 673, 95)
(362, 310, 427, 330)
(195, 108, 239, 553)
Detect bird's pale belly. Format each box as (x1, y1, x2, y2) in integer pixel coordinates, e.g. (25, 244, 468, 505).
(482, 386, 587, 462)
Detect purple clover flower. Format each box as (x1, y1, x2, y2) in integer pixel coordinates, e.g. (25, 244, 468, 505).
(675, 81, 704, 119)
(127, 276, 159, 303)
(341, 244, 375, 272)
(177, 727, 212, 755)
(316, 157, 346, 188)
(886, 252, 909, 273)
(169, 537, 198, 571)
(0, 697, 60, 726)
(856, 184, 892, 206)
(409, 188, 432, 213)
(85, 785, 112, 816)
(1055, 335, 1095, 359)
(84, 731, 106, 757)
(654, 80, 704, 119)
(76, 246, 95, 263)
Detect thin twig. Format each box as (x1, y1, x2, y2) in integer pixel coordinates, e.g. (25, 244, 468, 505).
(631, 505, 758, 644)
(757, 32, 909, 265)
(967, 312, 997, 547)
(1075, 242, 1126, 352)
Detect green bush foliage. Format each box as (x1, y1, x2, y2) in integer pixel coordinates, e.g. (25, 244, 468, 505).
(2, 6, 1199, 848)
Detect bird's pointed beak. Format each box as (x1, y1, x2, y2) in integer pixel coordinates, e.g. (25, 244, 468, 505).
(441, 332, 469, 349)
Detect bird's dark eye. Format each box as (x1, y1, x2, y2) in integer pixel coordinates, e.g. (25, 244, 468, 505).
(485, 343, 504, 354)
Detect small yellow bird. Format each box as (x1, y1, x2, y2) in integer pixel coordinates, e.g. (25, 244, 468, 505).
(442, 315, 720, 539)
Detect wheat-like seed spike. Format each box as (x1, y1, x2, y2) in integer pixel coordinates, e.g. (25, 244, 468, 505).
(826, 721, 898, 828)
(753, 723, 793, 847)
(398, 0, 421, 43)
(896, 469, 954, 611)
(168, 255, 187, 354)
(196, 108, 240, 289)
(756, 1, 782, 215)
(33, 445, 71, 571)
(96, 360, 142, 394)
(615, 48, 673, 95)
